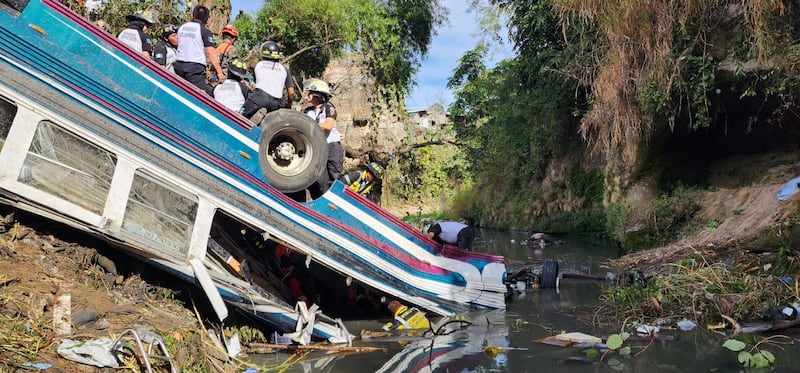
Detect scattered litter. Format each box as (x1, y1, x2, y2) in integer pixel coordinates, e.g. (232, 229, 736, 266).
(677, 319, 697, 331)
(25, 321, 37, 337)
(534, 335, 573, 347)
(270, 331, 292, 345)
(763, 304, 798, 322)
(225, 333, 241, 358)
(57, 338, 119, 368)
(707, 322, 727, 330)
(110, 329, 175, 372)
(776, 176, 800, 201)
(763, 263, 772, 271)
(23, 361, 52, 369)
(554, 332, 602, 344)
(361, 330, 390, 340)
(53, 292, 71, 337)
(483, 345, 504, 358)
(636, 324, 659, 336)
(72, 310, 100, 327)
(574, 342, 608, 349)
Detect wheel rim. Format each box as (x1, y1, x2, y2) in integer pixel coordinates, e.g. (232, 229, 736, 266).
(265, 127, 314, 177)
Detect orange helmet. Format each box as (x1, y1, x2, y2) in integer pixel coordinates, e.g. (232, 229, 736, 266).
(221, 25, 238, 38)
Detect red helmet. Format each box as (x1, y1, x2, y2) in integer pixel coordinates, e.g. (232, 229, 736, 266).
(221, 25, 238, 38)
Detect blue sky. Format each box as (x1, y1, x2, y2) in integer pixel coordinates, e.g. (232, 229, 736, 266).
(229, 0, 512, 111)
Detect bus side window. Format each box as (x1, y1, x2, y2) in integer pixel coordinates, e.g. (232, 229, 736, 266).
(1, 0, 32, 16)
(0, 95, 17, 149)
(122, 170, 198, 253)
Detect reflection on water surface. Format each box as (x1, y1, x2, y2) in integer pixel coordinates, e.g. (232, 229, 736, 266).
(247, 229, 800, 372)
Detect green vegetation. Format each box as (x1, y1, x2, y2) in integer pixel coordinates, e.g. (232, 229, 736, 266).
(61, 0, 800, 246)
(627, 185, 703, 251)
(61, 0, 445, 108)
(431, 0, 800, 239)
(722, 335, 792, 369)
(596, 255, 796, 325)
(233, 0, 445, 99)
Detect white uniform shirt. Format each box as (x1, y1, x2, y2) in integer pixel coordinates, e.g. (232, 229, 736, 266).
(253, 60, 291, 99)
(164, 47, 177, 72)
(154, 42, 177, 73)
(176, 21, 210, 65)
(118, 28, 144, 52)
(213, 80, 246, 112)
(437, 221, 468, 244)
(305, 104, 341, 143)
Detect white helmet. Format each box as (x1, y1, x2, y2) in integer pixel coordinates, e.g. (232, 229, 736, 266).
(305, 78, 332, 97)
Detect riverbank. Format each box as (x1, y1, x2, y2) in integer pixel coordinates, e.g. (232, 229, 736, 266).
(0, 209, 265, 371)
(599, 152, 800, 324)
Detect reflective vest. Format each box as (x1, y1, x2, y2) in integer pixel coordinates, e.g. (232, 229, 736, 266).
(382, 305, 431, 331)
(346, 170, 373, 195)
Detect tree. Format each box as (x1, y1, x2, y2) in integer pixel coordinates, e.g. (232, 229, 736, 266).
(233, 0, 446, 98)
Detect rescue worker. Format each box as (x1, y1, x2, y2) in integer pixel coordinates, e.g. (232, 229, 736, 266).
(153, 24, 178, 73)
(242, 41, 295, 118)
(342, 162, 383, 196)
(427, 221, 475, 251)
(215, 25, 239, 75)
(84, 0, 102, 22)
(213, 58, 251, 113)
(117, 12, 155, 58)
(303, 79, 342, 199)
(274, 244, 312, 307)
(174, 5, 224, 95)
(382, 300, 431, 331)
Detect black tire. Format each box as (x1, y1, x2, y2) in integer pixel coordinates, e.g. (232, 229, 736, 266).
(258, 109, 327, 193)
(540, 259, 559, 289)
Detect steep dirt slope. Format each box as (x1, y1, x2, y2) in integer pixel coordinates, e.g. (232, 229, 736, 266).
(612, 151, 800, 274)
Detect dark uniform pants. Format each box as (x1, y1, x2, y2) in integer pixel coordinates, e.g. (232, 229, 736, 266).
(174, 61, 212, 95)
(242, 89, 283, 118)
(456, 226, 474, 251)
(310, 141, 343, 199)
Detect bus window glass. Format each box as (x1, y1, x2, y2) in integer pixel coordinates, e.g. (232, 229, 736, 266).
(122, 170, 197, 253)
(1, 0, 31, 16)
(21, 120, 116, 213)
(0, 95, 17, 150)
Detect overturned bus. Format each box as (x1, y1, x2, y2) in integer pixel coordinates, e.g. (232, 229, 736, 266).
(0, 0, 507, 343)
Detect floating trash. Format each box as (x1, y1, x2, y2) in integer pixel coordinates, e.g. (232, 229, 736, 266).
(676, 319, 697, 331)
(635, 324, 659, 336)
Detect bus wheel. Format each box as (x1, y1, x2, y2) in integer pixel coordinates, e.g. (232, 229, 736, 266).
(540, 259, 559, 289)
(258, 109, 327, 193)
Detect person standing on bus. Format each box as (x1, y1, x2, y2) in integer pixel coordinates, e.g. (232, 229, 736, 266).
(117, 12, 155, 58)
(153, 24, 178, 73)
(242, 41, 295, 118)
(174, 6, 224, 95)
(216, 25, 239, 76)
(303, 79, 342, 198)
(213, 59, 251, 113)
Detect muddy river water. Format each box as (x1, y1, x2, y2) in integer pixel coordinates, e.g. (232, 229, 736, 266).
(246, 229, 800, 372)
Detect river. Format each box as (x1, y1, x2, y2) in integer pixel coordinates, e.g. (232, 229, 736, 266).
(245, 229, 800, 372)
